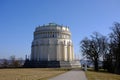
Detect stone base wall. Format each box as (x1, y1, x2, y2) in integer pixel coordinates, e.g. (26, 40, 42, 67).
(23, 60, 80, 68)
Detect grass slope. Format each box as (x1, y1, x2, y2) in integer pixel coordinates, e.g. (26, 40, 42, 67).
(85, 69, 120, 80)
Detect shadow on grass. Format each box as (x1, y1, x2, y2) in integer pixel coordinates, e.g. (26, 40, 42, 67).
(87, 68, 115, 74)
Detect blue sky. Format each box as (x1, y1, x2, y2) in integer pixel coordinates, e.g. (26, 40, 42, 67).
(0, 0, 120, 59)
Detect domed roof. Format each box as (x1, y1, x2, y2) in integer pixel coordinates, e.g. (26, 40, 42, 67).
(44, 23, 62, 27)
(35, 23, 69, 32)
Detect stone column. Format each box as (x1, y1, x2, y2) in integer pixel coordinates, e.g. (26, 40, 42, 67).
(31, 45, 34, 60)
(68, 44, 73, 61)
(70, 45, 73, 61)
(56, 41, 60, 61)
(47, 32, 48, 37)
(71, 45, 74, 61)
(40, 44, 43, 61)
(63, 45, 67, 61)
(62, 44, 65, 61)
(33, 44, 37, 61)
(37, 44, 40, 61)
(67, 44, 70, 61)
(36, 45, 39, 61)
(59, 43, 62, 61)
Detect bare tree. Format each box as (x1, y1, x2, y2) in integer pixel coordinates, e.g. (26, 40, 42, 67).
(9, 55, 16, 67)
(81, 32, 108, 71)
(9, 55, 23, 68)
(17, 57, 23, 67)
(109, 22, 120, 74)
(1, 59, 9, 68)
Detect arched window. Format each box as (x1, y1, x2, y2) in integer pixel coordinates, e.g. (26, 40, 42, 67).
(53, 34, 54, 37)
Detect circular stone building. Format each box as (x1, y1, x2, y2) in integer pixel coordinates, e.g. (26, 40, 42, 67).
(31, 23, 74, 61)
(24, 23, 80, 68)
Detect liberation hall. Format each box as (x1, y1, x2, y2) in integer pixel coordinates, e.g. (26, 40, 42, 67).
(24, 23, 80, 67)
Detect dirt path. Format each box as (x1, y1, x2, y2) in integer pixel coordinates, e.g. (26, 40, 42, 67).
(49, 69, 87, 80)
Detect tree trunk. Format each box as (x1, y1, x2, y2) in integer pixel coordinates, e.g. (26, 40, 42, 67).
(114, 60, 120, 74)
(94, 58, 99, 71)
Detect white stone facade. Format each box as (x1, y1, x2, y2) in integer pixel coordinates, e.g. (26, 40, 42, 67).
(31, 23, 74, 61)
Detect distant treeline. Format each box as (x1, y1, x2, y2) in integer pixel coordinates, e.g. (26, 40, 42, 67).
(0, 55, 24, 68)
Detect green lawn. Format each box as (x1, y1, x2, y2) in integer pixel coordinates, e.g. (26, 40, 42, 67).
(85, 69, 120, 80)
